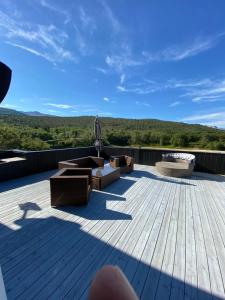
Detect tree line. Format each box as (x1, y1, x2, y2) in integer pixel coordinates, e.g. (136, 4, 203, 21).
(0, 114, 225, 151)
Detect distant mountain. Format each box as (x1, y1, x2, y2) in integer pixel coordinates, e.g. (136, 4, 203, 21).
(0, 108, 53, 117)
(24, 111, 51, 117)
(0, 107, 25, 115)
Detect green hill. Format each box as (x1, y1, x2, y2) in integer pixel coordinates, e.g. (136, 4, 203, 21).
(0, 110, 225, 151)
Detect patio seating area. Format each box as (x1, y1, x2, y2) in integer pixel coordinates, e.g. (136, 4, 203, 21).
(0, 164, 225, 299)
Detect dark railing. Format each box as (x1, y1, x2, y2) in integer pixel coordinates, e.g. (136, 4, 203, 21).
(0, 146, 225, 182)
(0, 147, 96, 182)
(103, 146, 225, 174)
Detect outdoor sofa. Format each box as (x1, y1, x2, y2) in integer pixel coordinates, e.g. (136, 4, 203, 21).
(156, 152, 195, 177)
(110, 155, 134, 173)
(58, 156, 104, 170)
(50, 168, 92, 207)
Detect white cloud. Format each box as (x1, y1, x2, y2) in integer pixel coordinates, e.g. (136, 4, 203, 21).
(135, 101, 150, 107)
(95, 67, 109, 74)
(40, 0, 71, 24)
(120, 74, 126, 84)
(79, 6, 96, 34)
(170, 101, 181, 107)
(117, 81, 160, 95)
(117, 86, 126, 92)
(47, 109, 58, 113)
(103, 97, 110, 102)
(100, 0, 121, 34)
(181, 111, 225, 128)
(117, 76, 225, 101)
(44, 103, 74, 109)
(106, 54, 142, 73)
(1, 103, 18, 109)
(143, 33, 225, 62)
(73, 25, 89, 56)
(182, 112, 224, 122)
(179, 78, 225, 102)
(0, 11, 75, 64)
(6, 42, 57, 63)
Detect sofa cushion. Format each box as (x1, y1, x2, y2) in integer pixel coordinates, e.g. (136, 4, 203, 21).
(119, 156, 127, 166)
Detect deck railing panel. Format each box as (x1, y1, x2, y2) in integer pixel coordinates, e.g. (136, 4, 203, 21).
(0, 146, 224, 182)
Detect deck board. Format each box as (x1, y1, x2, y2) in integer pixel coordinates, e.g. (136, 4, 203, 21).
(0, 165, 225, 299)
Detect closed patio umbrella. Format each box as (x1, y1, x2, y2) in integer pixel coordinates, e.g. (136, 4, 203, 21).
(94, 116, 103, 157)
(0, 62, 12, 103)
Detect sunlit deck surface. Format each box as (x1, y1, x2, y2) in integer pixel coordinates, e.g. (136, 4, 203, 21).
(1, 164, 225, 300)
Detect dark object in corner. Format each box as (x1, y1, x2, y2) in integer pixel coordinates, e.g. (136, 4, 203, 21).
(0, 61, 12, 103)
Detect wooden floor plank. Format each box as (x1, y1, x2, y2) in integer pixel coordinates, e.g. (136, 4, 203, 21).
(197, 178, 225, 298)
(184, 177, 198, 300)
(7, 179, 144, 299)
(43, 178, 160, 298)
(191, 176, 212, 300)
(0, 166, 225, 300)
(78, 179, 169, 300)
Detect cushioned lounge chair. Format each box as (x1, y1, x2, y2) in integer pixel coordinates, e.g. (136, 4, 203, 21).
(156, 152, 195, 177)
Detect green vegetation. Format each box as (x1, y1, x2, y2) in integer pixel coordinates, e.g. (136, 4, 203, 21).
(0, 110, 225, 151)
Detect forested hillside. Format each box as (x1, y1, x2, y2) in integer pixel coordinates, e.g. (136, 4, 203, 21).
(0, 109, 225, 151)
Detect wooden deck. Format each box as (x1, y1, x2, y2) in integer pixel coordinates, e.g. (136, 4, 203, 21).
(0, 164, 225, 299)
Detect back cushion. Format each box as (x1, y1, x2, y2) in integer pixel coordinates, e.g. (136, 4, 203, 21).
(90, 159, 99, 168)
(119, 156, 127, 166)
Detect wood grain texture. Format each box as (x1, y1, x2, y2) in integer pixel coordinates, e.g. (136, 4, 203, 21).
(0, 165, 225, 299)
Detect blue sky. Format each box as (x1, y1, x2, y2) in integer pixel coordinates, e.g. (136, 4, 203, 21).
(1, 0, 225, 127)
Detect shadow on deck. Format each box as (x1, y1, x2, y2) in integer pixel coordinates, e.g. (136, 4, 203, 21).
(0, 167, 224, 299)
(0, 213, 220, 299)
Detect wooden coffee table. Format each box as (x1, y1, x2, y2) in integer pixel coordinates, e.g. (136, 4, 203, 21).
(92, 165, 120, 190)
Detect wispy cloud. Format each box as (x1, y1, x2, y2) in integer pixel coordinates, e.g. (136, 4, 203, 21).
(79, 6, 96, 34)
(103, 97, 110, 102)
(179, 78, 225, 102)
(117, 79, 160, 95)
(170, 101, 181, 107)
(117, 76, 225, 102)
(6, 42, 57, 63)
(44, 103, 74, 109)
(106, 53, 142, 73)
(1, 103, 19, 109)
(47, 109, 59, 113)
(120, 74, 126, 84)
(135, 101, 150, 107)
(182, 112, 223, 122)
(0, 11, 75, 64)
(100, 0, 121, 34)
(95, 67, 109, 74)
(181, 111, 225, 128)
(39, 0, 71, 24)
(143, 33, 225, 62)
(73, 25, 89, 56)
(72, 7, 97, 56)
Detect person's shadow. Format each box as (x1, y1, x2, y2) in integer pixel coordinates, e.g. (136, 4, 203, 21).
(0, 214, 219, 300)
(19, 202, 41, 219)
